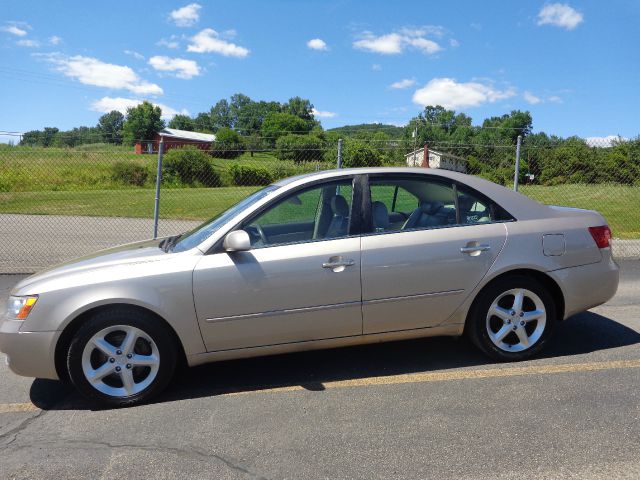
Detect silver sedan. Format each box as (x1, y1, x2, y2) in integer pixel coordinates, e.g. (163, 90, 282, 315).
(1, 168, 619, 407)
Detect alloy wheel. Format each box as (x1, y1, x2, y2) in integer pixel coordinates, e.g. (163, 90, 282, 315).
(81, 325, 160, 398)
(485, 288, 547, 353)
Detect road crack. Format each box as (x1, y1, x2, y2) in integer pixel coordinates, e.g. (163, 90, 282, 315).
(5, 438, 269, 479)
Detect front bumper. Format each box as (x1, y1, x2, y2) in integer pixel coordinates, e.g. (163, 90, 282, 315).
(0, 320, 60, 379)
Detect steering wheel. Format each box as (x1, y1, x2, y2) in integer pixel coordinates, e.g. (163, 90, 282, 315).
(246, 224, 268, 245)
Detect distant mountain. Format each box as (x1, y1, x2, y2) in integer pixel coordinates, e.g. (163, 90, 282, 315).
(327, 123, 405, 137)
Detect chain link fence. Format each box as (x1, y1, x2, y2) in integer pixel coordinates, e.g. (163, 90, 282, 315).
(1, 136, 638, 272)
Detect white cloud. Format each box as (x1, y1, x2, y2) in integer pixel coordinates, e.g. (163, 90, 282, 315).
(16, 39, 40, 48)
(372, 64, 382, 71)
(148, 55, 201, 79)
(169, 3, 202, 27)
(124, 50, 144, 60)
(449, 38, 460, 48)
(353, 27, 443, 55)
(585, 135, 627, 147)
(307, 38, 328, 51)
(90, 96, 188, 119)
(187, 28, 249, 57)
(44, 54, 163, 95)
(1, 23, 28, 37)
(399, 26, 446, 38)
(523, 91, 542, 104)
(49, 35, 62, 45)
(312, 108, 336, 118)
(389, 78, 416, 90)
(537, 3, 583, 30)
(412, 78, 516, 109)
(157, 36, 180, 49)
(547, 95, 563, 103)
(406, 37, 441, 54)
(354, 32, 403, 54)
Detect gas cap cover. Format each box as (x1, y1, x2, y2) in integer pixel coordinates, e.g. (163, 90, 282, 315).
(543, 234, 566, 256)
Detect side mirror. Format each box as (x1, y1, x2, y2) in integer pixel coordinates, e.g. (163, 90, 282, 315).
(223, 230, 251, 252)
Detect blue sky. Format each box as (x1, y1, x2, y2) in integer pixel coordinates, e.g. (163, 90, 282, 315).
(1, 0, 639, 142)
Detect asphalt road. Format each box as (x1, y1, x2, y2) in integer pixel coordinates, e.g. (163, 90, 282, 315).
(0, 261, 639, 479)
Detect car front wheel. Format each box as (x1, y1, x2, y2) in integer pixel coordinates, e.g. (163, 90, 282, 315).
(67, 308, 177, 407)
(467, 275, 556, 361)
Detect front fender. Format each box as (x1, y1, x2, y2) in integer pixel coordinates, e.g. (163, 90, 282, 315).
(19, 260, 206, 356)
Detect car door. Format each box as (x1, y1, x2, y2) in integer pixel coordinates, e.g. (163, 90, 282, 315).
(361, 174, 509, 334)
(192, 177, 363, 352)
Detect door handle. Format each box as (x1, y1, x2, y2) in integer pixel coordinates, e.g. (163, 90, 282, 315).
(460, 244, 491, 254)
(322, 259, 356, 269)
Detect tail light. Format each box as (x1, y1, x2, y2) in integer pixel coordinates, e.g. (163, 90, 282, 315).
(588, 225, 612, 248)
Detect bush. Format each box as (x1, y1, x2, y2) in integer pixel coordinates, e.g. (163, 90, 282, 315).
(211, 127, 244, 159)
(230, 164, 273, 186)
(163, 146, 221, 186)
(343, 140, 383, 168)
(275, 134, 324, 164)
(111, 161, 149, 186)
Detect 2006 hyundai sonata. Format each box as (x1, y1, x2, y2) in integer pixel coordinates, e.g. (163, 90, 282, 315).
(1, 168, 619, 406)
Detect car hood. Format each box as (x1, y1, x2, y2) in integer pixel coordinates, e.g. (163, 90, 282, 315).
(13, 238, 169, 292)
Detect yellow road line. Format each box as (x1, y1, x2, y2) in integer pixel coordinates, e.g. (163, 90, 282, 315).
(0, 402, 39, 414)
(226, 358, 640, 397)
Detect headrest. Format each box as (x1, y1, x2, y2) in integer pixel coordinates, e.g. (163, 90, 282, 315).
(372, 201, 390, 229)
(331, 195, 349, 217)
(458, 194, 474, 211)
(419, 201, 443, 215)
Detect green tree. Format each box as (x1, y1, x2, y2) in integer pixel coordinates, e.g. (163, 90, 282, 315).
(168, 114, 195, 131)
(229, 93, 253, 128)
(122, 101, 165, 145)
(209, 99, 233, 131)
(275, 134, 324, 163)
(235, 100, 281, 135)
(211, 127, 244, 159)
(193, 112, 214, 133)
(283, 96, 314, 122)
(261, 112, 311, 144)
(97, 110, 124, 144)
(344, 140, 383, 167)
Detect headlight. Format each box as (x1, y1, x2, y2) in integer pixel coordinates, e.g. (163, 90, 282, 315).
(7, 296, 38, 320)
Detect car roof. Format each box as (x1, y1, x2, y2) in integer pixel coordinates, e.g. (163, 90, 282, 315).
(273, 167, 551, 221)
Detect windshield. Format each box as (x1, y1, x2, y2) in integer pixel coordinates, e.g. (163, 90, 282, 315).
(171, 185, 280, 252)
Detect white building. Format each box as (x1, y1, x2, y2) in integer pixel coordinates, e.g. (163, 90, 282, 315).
(405, 147, 467, 173)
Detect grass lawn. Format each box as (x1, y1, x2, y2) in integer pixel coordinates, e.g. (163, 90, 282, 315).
(0, 145, 331, 192)
(520, 184, 640, 239)
(0, 187, 258, 220)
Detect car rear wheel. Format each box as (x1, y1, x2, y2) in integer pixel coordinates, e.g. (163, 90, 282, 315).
(67, 308, 177, 407)
(467, 275, 556, 361)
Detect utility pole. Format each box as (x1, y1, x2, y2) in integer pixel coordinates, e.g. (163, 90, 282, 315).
(513, 135, 522, 191)
(153, 136, 164, 239)
(412, 125, 418, 166)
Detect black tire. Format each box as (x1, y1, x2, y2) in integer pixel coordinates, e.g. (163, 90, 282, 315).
(67, 307, 177, 407)
(466, 275, 556, 361)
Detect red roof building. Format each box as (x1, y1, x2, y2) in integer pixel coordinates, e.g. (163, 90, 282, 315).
(135, 128, 216, 154)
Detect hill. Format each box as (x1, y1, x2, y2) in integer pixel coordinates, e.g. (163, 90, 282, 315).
(327, 123, 405, 138)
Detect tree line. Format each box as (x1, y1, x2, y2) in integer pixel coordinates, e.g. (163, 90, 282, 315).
(16, 96, 639, 185)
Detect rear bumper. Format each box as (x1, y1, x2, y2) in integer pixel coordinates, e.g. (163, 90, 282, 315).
(0, 320, 60, 380)
(549, 252, 619, 319)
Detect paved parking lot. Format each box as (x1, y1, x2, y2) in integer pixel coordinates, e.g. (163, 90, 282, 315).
(0, 261, 639, 479)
